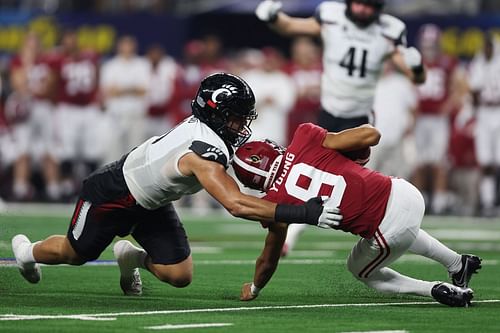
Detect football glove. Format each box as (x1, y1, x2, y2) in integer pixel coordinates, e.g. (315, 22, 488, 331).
(316, 196, 343, 229)
(398, 46, 423, 69)
(255, 0, 282, 23)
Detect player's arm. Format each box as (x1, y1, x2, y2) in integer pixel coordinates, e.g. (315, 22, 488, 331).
(321, 124, 381, 152)
(180, 152, 338, 225)
(391, 47, 426, 84)
(240, 222, 288, 301)
(255, 1, 321, 37)
(441, 67, 468, 115)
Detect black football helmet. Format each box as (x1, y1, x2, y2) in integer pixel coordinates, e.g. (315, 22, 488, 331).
(345, 0, 385, 27)
(192, 73, 257, 147)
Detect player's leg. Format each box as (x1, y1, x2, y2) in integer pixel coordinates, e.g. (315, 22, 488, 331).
(475, 109, 496, 216)
(124, 203, 192, 293)
(282, 224, 307, 257)
(11, 123, 32, 200)
(429, 116, 450, 214)
(346, 178, 473, 306)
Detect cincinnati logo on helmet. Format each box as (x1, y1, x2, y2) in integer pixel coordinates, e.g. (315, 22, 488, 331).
(211, 84, 238, 103)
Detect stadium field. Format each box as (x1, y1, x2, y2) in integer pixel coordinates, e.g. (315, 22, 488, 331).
(1, 205, 499, 332)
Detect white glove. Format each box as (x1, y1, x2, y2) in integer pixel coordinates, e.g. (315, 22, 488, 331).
(316, 196, 343, 229)
(398, 46, 422, 69)
(256, 0, 282, 23)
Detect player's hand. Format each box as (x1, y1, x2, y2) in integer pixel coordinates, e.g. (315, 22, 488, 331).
(304, 196, 343, 229)
(255, 0, 282, 23)
(240, 282, 259, 301)
(398, 46, 423, 69)
(317, 196, 343, 229)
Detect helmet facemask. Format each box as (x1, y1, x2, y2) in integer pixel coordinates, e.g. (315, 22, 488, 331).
(345, 0, 384, 28)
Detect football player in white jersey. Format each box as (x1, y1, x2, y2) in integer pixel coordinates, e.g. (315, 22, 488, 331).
(11, 73, 341, 296)
(256, 0, 425, 256)
(469, 34, 500, 216)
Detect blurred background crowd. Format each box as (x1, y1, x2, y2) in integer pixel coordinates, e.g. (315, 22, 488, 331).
(0, 0, 499, 217)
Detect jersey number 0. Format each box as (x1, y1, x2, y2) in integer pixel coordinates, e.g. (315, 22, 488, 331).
(285, 163, 346, 206)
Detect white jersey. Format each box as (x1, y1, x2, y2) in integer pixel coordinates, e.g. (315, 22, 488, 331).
(123, 116, 232, 210)
(469, 51, 500, 107)
(316, 1, 406, 117)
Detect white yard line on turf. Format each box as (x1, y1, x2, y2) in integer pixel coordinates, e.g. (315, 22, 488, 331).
(340, 331, 408, 333)
(145, 323, 233, 330)
(1, 300, 499, 321)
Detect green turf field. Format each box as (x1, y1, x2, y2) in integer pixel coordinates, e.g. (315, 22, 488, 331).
(1, 206, 499, 332)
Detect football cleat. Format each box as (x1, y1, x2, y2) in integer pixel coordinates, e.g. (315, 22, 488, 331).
(450, 254, 482, 288)
(120, 268, 143, 296)
(114, 240, 144, 296)
(431, 282, 473, 307)
(11, 234, 41, 284)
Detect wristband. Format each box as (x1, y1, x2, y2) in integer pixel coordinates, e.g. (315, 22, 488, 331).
(412, 64, 424, 76)
(250, 283, 261, 296)
(275, 204, 306, 224)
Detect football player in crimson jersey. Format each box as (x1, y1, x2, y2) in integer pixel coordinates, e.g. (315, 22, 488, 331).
(412, 24, 468, 214)
(233, 123, 481, 307)
(11, 73, 340, 296)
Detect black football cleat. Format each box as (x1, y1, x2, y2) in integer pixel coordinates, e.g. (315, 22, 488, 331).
(450, 254, 482, 288)
(431, 282, 473, 307)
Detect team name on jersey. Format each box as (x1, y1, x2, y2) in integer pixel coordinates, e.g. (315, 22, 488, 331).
(269, 152, 295, 192)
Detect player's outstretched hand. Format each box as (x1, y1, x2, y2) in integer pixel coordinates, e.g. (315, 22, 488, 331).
(240, 282, 258, 301)
(255, 0, 282, 23)
(398, 46, 423, 69)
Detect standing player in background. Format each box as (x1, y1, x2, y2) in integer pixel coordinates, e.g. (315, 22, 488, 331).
(232, 123, 481, 307)
(144, 44, 180, 138)
(100, 35, 151, 162)
(285, 37, 322, 144)
(412, 24, 468, 214)
(8, 32, 60, 201)
(468, 33, 500, 217)
(53, 29, 104, 199)
(11, 73, 339, 296)
(255, 0, 425, 255)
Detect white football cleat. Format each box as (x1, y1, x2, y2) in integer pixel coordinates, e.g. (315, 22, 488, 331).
(11, 234, 41, 284)
(113, 240, 144, 296)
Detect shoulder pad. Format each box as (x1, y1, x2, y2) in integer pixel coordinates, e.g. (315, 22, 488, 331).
(379, 14, 407, 45)
(316, 1, 346, 24)
(190, 140, 229, 168)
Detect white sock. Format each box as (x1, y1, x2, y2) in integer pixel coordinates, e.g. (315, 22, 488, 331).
(116, 242, 147, 277)
(479, 176, 496, 209)
(364, 267, 436, 297)
(19, 241, 40, 265)
(432, 191, 448, 214)
(13, 182, 29, 199)
(409, 229, 461, 273)
(284, 224, 307, 253)
(46, 182, 61, 200)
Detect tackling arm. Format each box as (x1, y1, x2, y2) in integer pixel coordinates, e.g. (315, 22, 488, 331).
(240, 222, 288, 301)
(321, 124, 381, 151)
(182, 152, 277, 222)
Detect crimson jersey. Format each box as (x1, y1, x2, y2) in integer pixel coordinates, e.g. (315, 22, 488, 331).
(54, 51, 99, 105)
(10, 54, 56, 100)
(417, 55, 457, 115)
(264, 123, 392, 238)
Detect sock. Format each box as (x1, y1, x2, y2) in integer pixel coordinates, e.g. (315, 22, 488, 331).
(432, 191, 448, 214)
(13, 182, 29, 199)
(284, 223, 308, 254)
(20, 241, 40, 265)
(409, 229, 461, 273)
(480, 176, 495, 209)
(364, 267, 436, 297)
(46, 182, 61, 200)
(117, 242, 147, 277)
